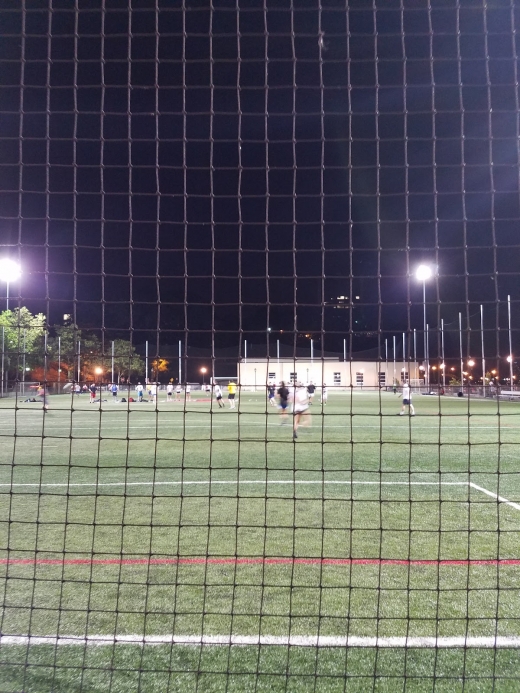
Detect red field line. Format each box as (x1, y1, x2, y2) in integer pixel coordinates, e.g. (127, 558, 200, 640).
(1, 557, 519, 567)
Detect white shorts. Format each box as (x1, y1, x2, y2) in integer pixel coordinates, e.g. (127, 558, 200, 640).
(294, 406, 309, 415)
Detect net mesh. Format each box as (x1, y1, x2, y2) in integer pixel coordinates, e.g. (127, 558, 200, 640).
(1, 1, 520, 690)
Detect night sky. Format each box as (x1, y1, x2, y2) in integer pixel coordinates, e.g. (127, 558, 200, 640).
(1, 0, 519, 369)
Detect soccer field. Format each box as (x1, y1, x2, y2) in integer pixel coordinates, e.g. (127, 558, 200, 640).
(1, 390, 520, 692)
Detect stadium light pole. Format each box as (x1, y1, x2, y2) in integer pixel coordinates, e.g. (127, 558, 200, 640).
(415, 265, 434, 387)
(0, 258, 21, 311)
(200, 367, 207, 387)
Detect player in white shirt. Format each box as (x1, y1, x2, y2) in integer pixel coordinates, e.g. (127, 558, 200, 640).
(185, 384, 191, 401)
(399, 383, 415, 416)
(175, 384, 182, 401)
(291, 383, 311, 439)
(166, 381, 174, 402)
(214, 383, 224, 408)
(321, 384, 328, 405)
(149, 382, 157, 404)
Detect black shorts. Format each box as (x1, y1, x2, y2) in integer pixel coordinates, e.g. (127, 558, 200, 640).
(216, 394, 222, 400)
(403, 398, 410, 405)
(228, 393, 235, 400)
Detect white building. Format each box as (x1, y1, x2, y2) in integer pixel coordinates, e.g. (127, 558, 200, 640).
(238, 358, 421, 390)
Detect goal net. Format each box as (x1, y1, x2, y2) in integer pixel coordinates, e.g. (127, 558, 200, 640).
(1, 2, 519, 691)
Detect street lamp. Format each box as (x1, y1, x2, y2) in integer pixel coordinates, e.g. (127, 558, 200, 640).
(415, 264, 434, 387)
(200, 367, 207, 387)
(0, 258, 21, 310)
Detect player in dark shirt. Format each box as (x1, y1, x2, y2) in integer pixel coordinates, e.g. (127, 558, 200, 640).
(277, 382, 289, 424)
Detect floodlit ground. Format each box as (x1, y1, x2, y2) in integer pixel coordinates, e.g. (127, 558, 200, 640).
(1, 389, 520, 692)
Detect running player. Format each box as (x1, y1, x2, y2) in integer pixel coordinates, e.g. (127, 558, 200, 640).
(214, 383, 224, 408)
(277, 381, 289, 424)
(292, 382, 311, 439)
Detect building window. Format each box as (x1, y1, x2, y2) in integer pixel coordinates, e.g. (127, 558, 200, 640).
(401, 371, 408, 383)
(378, 371, 386, 386)
(268, 372, 276, 380)
(333, 372, 341, 385)
(356, 372, 364, 386)
(290, 372, 297, 383)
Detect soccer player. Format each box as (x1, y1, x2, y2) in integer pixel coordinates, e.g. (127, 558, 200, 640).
(89, 383, 97, 403)
(149, 382, 157, 404)
(292, 382, 311, 439)
(267, 382, 276, 406)
(136, 382, 144, 402)
(37, 384, 48, 409)
(110, 382, 118, 402)
(227, 380, 237, 409)
(214, 383, 224, 408)
(166, 381, 174, 402)
(277, 381, 289, 424)
(185, 383, 191, 401)
(321, 384, 328, 405)
(307, 381, 315, 404)
(399, 383, 415, 416)
(175, 383, 182, 401)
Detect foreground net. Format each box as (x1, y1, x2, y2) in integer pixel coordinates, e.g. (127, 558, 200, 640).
(1, 1, 520, 691)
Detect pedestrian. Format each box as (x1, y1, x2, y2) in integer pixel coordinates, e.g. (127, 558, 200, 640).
(136, 382, 144, 402)
(214, 383, 224, 408)
(292, 382, 311, 439)
(399, 383, 415, 416)
(277, 381, 289, 424)
(227, 380, 237, 409)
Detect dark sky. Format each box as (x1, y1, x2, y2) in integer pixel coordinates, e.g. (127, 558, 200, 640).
(0, 0, 519, 362)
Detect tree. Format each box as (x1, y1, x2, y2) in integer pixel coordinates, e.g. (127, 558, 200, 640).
(0, 308, 46, 378)
(46, 329, 144, 383)
(112, 339, 144, 382)
(47, 325, 101, 381)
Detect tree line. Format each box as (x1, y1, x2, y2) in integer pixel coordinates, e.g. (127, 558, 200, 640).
(0, 308, 144, 383)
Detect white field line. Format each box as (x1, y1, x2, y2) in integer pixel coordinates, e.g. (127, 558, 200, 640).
(0, 480, 470, 488)
(2, 478, 518, 514)
(2, 633, 520, 649)
(469, 482, 520, 512)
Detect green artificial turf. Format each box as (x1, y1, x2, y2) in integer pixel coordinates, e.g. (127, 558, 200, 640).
(0, 390, 519, 692)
